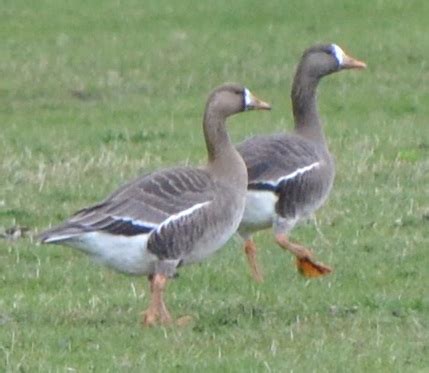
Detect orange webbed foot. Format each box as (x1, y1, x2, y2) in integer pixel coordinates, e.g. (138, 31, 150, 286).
(296, 256, 332, 278)
(275, 233, 332, 278)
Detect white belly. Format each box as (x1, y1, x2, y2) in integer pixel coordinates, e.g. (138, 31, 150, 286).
(66, 232, 157, 275)
(239, 190, 277, 235)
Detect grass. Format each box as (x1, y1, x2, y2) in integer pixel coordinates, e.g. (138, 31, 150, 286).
(1, 0, 428, 371)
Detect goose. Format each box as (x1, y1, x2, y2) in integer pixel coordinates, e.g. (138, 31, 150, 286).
(38, 83, 271, 326)
(236, 44, 366, 282)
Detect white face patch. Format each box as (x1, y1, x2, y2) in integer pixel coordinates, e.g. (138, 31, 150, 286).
(331, 44, 344, 66)
(244, 88, 252, 110)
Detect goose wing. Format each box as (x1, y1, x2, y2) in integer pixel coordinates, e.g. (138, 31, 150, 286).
(38, 167, 216, 242)
(237, 134, 324, 192)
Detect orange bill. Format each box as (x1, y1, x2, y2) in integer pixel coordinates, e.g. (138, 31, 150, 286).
(296, 257, 332, 278)
(342, 53, 367, 69)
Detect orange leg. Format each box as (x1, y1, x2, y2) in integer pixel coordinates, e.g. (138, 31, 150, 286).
(275, 233, 332, 278)
(141, 273, 172, 327)
(244, 239, 264, 283)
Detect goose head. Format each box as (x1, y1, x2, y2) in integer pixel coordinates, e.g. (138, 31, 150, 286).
(298, 44, 367, 80)
(206, 83, 271, 118)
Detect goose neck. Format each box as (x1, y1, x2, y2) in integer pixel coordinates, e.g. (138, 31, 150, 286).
(203, 109, 247, 186)
(291, 74, 326, 145)
(203, 110, 232, 163)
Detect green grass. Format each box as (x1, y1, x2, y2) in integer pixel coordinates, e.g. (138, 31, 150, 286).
(1, 0, 428, 371)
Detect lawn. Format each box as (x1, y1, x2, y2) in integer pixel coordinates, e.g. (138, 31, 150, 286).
(1, 0, 428, 371)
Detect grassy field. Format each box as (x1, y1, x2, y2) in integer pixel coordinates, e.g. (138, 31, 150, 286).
(1, 0, 428, 371)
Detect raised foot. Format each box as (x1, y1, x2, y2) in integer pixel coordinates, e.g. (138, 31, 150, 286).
(275, 234, 332, 278)
(296, 256, 332, 278)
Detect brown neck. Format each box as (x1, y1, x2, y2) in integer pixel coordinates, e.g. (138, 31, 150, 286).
(203, 109, 247, 186)
(291, 73, 327, 146)
(203, 110, 231, 163)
